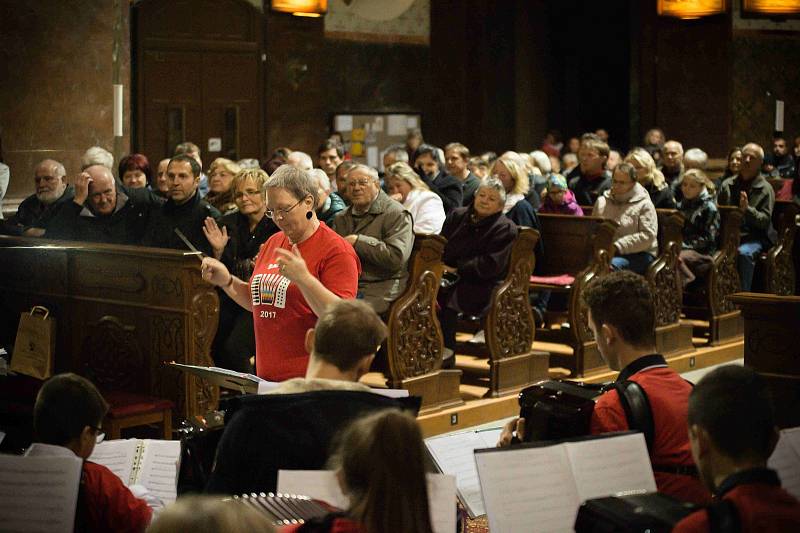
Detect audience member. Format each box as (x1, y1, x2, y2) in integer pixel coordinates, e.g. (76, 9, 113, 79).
(719, 146, 743, 192)
(334, 160, 356, 204)
(561, 152, 578, 175)
(625, 147, 676, 208)
(154, 158, 171, 197)
(468, 156, 490, 179)
(593, 162, 658, 275)
(118, 153, 152, 189)
(541, 129, 563, 158)
(174, 141, 208, 197)
(141, 154, 221, 255)
(794, 135, 800, 159)
(644, 127, 666, 148)
(405, 128, 424, 162)
(47, 165, 164, 244)
(684, 148, 708, 171)
(28, 373, 158, 531)
(500, 271, 711, 505)
(332, 164, 413, 314)
(606, 150, 621, 171)
(438, 177, 517, 366)
(0, 159, 73, 237)
(673, 366, 800, 532)
(530, 150, 553, 197)
(311, 168, 346, 226)
(147, 496, 275, 533)
(262, 154, 287, 175)
(445, 142, 481, 206)
(717, 143, 775, 291)
(662, 140, 685, 187)
(565, 136, 581, 156)
(595, 128, 610, 144)
(413, 144, 463, 214)
(539, 174, 583, 215)
(385, 161, 445, 234)
(489, 155, 540, 227)
(549, 153, 561, 174)
(764, 134, 796, 179)
(202, 165, 359, 381)
(205, 158, 241, 215)
(317, 140, 344, 192)
(283, 410, 435, 533)
(382, 144, 409, 171)
(568, 138, 612, 206)
(481, 151, 498, 165)
(287, 150, 313, 171)
(677, 169, 720, 287)
(203, 168, 278, 372)
(81, 146, 114, 171)
(236, 158, 261, 170)
(206, 300, 412, 495)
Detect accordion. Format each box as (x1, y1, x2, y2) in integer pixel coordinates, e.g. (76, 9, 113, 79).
(574, 493, 698, 533)
(518, 380, 611, 442)
(230, 492, 333, 526)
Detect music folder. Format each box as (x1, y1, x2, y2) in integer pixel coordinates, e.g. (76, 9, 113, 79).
(166, 362, 274, 393)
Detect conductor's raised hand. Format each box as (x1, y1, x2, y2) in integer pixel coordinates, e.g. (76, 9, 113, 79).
(275, 245, 311, 283)
(201, 256, 231, 287)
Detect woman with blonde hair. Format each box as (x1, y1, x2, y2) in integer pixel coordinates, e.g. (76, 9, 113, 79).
(624, 147, 676, 208)
(282, 410, 434, 533)
(385, 161, 445, 234)
(206, 158, 242, 214)
(489, 154, 539, 227)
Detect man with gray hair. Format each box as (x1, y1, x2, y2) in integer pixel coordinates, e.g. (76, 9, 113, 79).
(662, 140, 684, 187)
(81, 146, 114, 171)
(673, 147, 709, 201)
(382, 144, 409, 171)
(311, 168, 346, 226)
(287, 150, 313, 171)
(332, 163, 414, 314)
(1, 159, 74, 236)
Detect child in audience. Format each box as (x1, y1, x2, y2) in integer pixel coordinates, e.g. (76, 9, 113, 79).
(676, 169, 720, 286)
(283, 410, 434, 533)
(539, 174, 584, 215)
(148, 496, 275, 533)
(27, 373, 156, 532)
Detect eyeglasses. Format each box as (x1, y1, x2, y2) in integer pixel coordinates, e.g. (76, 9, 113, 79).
(92, 426, 105, 444)
(234, 189, 262, 200)
(348, 179, 372, 188)
(266, 197, 306, 220)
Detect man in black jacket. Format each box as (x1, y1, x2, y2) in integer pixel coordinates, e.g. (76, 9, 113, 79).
(414, 143, 463, 214)
(141, 154, 220, 255)
(1, 159, 74, 237)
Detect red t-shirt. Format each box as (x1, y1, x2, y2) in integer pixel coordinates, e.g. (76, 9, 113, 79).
(79, 461, 152, 532)
(590, 355, 711, 505)
(250, 223, 360, 380)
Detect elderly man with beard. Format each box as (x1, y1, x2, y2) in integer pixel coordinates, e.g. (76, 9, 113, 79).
(1, 159, 74, 237)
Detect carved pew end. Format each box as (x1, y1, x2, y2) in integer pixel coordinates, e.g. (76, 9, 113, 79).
(395, 369, 464, 413)
(487, 350, 550, 398)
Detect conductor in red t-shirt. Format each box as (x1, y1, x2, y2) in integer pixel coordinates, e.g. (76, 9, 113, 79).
(499, 271, 711, 505)
(202, 164, 361, 381)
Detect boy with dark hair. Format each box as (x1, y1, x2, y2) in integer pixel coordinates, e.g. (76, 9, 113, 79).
(27, 373, 154, 532)
(674, 365, 800, 532)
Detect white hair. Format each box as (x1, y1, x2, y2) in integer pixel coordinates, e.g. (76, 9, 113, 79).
(310, 168, 331, 192)
(684, 148, 708, 170)
(346, 164, 380, 183)
(530, 150, 552, 173)
(287, 151, 313, 171)
(237, 158, 261, 169)
(477, 176, 507, 202)
(81, 146, 114, 171)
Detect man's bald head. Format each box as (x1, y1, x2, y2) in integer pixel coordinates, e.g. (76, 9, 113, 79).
(85, 165, 117, 216)
(662, 140, 684, 172)
(34, 159, 67, 204)
(740, 143, 764, 181)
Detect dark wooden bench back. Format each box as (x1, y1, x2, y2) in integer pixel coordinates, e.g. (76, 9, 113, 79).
(765, 201, 800, 295)
(535, 214, 618, 277)
(710, 206, 744, 315)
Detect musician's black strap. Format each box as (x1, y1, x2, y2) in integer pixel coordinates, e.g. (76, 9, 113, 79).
(613, 379, 656, 451)
(707, 499, 741, 533)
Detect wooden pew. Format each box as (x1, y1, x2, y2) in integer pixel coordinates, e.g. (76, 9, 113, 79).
(385, 234, 463, 412)
(0, 236, 220, 421)
(759, 201, 800, 295)
(646, 209, 694, 357)
(682, 206, 744, 345)
(456, 228, 549, 397)
(531, 214, 618, 377)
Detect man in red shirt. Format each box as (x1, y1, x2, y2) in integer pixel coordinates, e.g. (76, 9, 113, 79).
(501, 271, 710, 505)
(673, 365, 800, 532)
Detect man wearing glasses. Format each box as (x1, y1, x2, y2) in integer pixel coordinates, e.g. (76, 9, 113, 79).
(0, 159, 74, 237)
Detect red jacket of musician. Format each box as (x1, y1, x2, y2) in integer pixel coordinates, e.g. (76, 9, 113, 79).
(590, 353, 712, 505)
(78, 461, 152, 532)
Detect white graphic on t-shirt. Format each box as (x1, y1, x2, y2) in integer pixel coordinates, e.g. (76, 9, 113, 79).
(251, 273, 290, 309)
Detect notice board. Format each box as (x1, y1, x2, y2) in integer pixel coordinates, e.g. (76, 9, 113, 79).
(331, 112, 422, 170)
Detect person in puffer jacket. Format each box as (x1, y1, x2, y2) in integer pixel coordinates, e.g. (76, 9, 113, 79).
(676, 168, 720, 286)
(593, 162, 658, 275)
(539, 174, 584, 215)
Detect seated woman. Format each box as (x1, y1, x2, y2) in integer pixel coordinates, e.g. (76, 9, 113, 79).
(625, 147, 676, 208)
(206, 158, 241, 215)
(593, 162, 658, 275)
(489, 154, 541, 226)
(716, 146, 742, 194)
(413, 144, 463, 214)
(118, 153, 152, 189)
(438, 178, 517, 366)
(539, 174, 583, 215)
(203, 168, 279, 372)
(385, 161, 445, 234)
(283, 410, 434, 533)
(676, 169, 720, 286)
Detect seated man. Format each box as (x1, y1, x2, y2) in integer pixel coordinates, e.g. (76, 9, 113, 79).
(332, 164, 413, 314)
(26, 373, 157, 532)
(674, 365, 800, 532)
(500, 271, 711, 505)
(47, 165, 164, 244)
(311, 168, 345, 226)
(1, 159, 74, 237)
(568, 137, 612, 206)
(413, 143, 463, 214)
(716, 142, 775, 291)
(206, 299, 414, 495)
(141, 154, 221, 255)
(317, 140, 343, 192)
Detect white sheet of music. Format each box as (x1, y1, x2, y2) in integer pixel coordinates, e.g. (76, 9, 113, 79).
(565, 432, 656, 501)
(0, 454, 82, 533)
(769, 426, 800, 500)
(88, 439, 139, 484)
(425, 428, 502, 517)
(136, 440, 181, 504)
(277, 470, 456, 533)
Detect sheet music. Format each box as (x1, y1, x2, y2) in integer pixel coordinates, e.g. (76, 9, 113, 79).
(0, 454, 82, 533)
(565, 433, 657, 501)
(136, 440, 182, 504)
(88, 439, 140, 484)
(277, 470, 456, 533)
(475, 444, 580, 533)
(769, 427, 800, 500)
(425, 428, 502, 517)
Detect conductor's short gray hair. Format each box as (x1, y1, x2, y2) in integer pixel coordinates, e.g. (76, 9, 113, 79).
(477, 176, 507, 203)
(265, 164, 319, 207)
(345, 164, 380, 183)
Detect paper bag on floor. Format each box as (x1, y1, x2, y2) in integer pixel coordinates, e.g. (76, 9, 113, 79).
(11, 306, 56, 380)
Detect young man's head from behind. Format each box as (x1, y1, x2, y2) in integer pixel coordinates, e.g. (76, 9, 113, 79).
(305, 299, 388, 379)
(582, 271, 656, 370)
(688, 365, 778, 493)
(33, 373, 109, 459)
